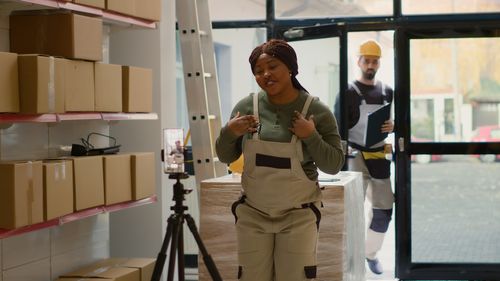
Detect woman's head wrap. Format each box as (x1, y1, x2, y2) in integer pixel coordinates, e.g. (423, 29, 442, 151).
(248, 39, 307, 92)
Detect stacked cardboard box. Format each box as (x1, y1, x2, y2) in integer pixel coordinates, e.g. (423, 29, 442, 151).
(0, 161, 43, 229)
(74, 0, 106, 9)
(0, 153, 155, 230)
(0, 52, 19, 113)
(106, 0, 161, 21)
(18, 55, 66, 114)
(10, 11, 102, 61)
(103, 154, 132, 205)
(58, 258, 156, 281)
(43, 160, 74, 220)
(122, 66, 153, 113)
(6, 10, 154, 114)
(131, 152, 156, 200)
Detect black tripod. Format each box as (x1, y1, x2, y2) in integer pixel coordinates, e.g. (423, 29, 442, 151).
(151, 172, 223, 281)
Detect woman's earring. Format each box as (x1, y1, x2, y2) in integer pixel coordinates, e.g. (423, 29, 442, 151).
(289, 73, 292, 77)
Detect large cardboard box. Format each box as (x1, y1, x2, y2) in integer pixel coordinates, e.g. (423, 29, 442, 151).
(74, 0, 106, 9)
(95, 258, 156, 281)
(65, 60, 95, 112)
(131, 153, 155, 200)
(0, 161, 43, 229)
(18, 55, 66, 114)
(43, 160, 74, 220)
(135, 0, 161, 21)
(71, 156, 104, 211)
(0, 52, 19, 113)
(95, 62, 122, 112)
(60, 262, 139, 281)
(10, 11, 102, 61)
(198, 172, 366, 281)
(103, 154, 132, 205)
(106, 0, 135, 16)
(122, 66, 152, 113)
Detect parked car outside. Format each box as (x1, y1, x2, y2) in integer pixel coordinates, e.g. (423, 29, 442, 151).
(470, 125, 500, 163)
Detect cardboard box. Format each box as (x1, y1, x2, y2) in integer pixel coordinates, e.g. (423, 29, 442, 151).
(131, 153, 155, 200)
(71, 156, 104, 211)
(0, 161, 43, 229)
(96, 258, 156, 281)
(95, 62, 122, 112)
(106, 0, 135, 16)
(0, 52, 19, 113)
(43, 160, 74, 220)
(122, 66, 152, 113)
(10, 11, 102, 61)
(60, 262, 139, 281)
(74, 0, 106, 9)
(18, 55, 66, 114)
(65, 60, 95, 112)
(103, 154, 132, 205)
(135, 0, 161, 21)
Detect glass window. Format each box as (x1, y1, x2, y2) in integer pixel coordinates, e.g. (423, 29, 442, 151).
(275, 0, 393, 19)
(411, 155, 500, 263)
(402, 0, 500, 15)
(289, 38, 340, 109)
(212, 28, 266, 123)
(410, 37, 500, 142)
(208, 0, 265, 21)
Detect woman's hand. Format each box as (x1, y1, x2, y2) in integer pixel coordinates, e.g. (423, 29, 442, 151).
(227, 112, 259, 137)
(289, 111, 315, 139)
(381, 119, 394, 133)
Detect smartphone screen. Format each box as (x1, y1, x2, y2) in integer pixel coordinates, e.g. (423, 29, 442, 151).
(163, 128, 185, 174)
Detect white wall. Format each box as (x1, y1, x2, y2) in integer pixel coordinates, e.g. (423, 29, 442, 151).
(0, 1, 177, 280)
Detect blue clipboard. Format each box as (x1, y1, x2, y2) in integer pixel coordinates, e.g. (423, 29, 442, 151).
(364, 103, 391, 147)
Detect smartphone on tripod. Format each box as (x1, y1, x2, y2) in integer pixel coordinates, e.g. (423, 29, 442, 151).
(163, 128, 185, 174)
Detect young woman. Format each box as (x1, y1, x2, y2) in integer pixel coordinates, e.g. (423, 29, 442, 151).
(216, 39, 344, 281)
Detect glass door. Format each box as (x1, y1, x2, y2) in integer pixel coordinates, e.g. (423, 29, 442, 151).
(395, 21, 500, 280)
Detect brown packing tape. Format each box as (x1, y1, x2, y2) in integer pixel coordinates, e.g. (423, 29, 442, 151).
(48, 56, 55, 113)
(27, 161, 33, 225)
(90, 265, 112, 275)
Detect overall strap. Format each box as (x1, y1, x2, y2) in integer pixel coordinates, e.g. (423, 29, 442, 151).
(252, 92, 259, 140)
(291, 94, 314, 143)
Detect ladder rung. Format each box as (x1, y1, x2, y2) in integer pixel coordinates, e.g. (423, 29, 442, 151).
(204, 72, 212, 78)
(199, 30, 208, 36)
(208, 115, 216, 120)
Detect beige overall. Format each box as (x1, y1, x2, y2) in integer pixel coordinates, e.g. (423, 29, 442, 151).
(234, 93, 322, 281)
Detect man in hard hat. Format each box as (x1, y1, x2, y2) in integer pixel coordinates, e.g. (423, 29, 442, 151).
(334, 39, 394, 275)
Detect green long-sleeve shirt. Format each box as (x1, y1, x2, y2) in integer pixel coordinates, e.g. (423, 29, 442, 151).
(216, 90, 345, 180)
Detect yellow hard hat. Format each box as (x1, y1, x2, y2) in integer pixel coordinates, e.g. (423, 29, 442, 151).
(229, 154, 244, 174)
(359, 40, 382, 57)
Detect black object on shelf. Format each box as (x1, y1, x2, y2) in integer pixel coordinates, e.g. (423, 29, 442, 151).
(71, 132, 121, 156)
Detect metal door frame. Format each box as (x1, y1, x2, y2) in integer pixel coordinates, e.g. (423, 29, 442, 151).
(394, 20, 500, 280)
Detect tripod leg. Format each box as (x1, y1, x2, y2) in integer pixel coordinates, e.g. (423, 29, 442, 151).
(167, 214, 183, 281)
(178, 222, 185, 281)
(151, 215, 176, 281)
(185, 214, 223, 281)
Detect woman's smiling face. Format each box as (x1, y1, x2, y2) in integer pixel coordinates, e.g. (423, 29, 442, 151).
(253, 53, 293, 97)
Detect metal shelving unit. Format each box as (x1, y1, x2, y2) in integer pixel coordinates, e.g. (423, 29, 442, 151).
(0, 112, 159, 123)
(3, 0, 157, 28)
(0, 195, 158, 239)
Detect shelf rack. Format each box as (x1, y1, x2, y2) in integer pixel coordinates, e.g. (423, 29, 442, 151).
(0, 112, 158, 123)
(5, 0, 157, 28)
(0, 195, 157, 239)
